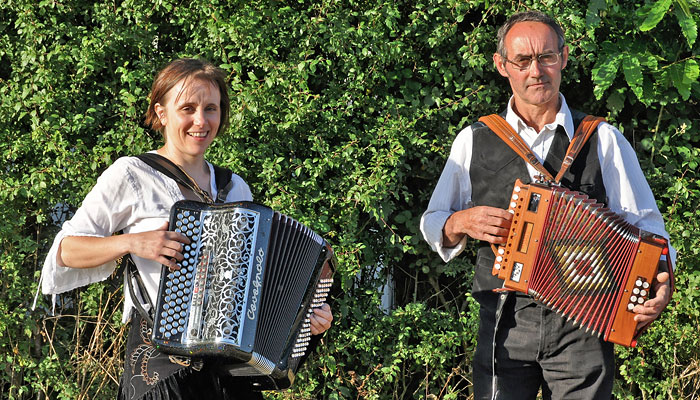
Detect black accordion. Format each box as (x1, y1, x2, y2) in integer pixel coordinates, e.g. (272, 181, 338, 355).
(151, 200, 335, 390)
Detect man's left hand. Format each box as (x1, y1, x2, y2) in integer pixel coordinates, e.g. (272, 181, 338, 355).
(634, 270, 671, 333)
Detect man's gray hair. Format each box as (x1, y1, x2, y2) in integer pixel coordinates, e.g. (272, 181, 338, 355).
(496, 11, 565, 59)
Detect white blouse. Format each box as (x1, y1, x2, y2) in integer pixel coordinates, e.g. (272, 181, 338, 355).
(36, 155, 253, 321)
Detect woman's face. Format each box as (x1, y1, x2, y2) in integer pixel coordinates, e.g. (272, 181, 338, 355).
(155, 78, 221, 161)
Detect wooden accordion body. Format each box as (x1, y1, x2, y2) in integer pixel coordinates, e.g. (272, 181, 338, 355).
(492, 179, 669, 347)
(151, 200, 335, 390)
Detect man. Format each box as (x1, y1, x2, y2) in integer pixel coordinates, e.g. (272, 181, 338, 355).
(420, 11, 674, 400)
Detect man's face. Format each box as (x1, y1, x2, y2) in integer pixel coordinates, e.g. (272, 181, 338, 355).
(494, 21, 568, 113)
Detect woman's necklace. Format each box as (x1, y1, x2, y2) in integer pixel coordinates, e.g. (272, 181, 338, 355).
(176, 163, 213, 203)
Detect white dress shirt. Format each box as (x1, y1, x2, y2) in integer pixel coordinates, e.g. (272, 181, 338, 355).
(420, 95, 676, 266)
(37, 154, 253, 322)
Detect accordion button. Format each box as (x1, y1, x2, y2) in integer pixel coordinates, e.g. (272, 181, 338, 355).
(635, 279, 643, 287)
(510, 202, 516, 208)
(630, 295, 637, 303)
(627, 303, 634, 311)
(632, 288, 640, 295)
(642, 281, 650, 289)
(515, 186, 521, 192)
(498, 248, 505, 255)
(640, 290, 647, 297)
(496, 256, 503, 262)
(637, 297, 644, 304)
(512, 194, 518, 200)
(164, 332, 171, 338)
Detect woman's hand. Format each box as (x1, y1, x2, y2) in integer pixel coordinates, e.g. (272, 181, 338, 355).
(309, 303, 333, 335)
(58, 221, 190, 269)
(127, 222, 191, 270)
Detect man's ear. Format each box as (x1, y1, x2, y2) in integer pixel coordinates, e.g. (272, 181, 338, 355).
(493, 53, 509, 78)
(561, 45, 569, 70)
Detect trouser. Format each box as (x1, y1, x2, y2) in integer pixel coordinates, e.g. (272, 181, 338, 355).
(472, 292, 615, 400)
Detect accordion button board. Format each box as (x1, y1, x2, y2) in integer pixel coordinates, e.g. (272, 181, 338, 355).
(151, 200, 336, 390)
(492, 179, 668, 347)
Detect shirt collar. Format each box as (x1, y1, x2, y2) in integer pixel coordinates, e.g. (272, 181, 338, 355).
(504, 94, 575, 140)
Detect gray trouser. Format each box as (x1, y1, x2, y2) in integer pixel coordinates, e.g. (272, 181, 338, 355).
(473, 293, 615, 400)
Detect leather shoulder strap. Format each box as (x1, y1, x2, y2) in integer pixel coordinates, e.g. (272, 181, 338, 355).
(478, 114, 605, 185)
(212, 164, 234, 203)
(478, 114, 555, 182)
(554, 115, 605, 184)
(135, 153, 213, 203)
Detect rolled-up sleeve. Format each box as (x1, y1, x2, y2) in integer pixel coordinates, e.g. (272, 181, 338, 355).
(420, 127, 474, 262)
(597, 123, 677, 268)
(41, 158, 141, 295)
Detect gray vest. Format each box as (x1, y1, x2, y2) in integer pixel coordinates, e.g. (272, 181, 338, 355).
(468, 110, 607, 310)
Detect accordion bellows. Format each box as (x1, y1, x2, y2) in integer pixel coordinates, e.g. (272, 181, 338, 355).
(151, 201, 335, 390)
(492, 179, 668, 347)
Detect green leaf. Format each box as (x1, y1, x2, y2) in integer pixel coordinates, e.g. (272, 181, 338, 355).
(592, 43, 623, 99)
(669, 59, 700, 100)
(673, 1, 697, 47)
(585, 0, 607, 31)
(622, 54, 645, 102)
(638, 0, 673, 31)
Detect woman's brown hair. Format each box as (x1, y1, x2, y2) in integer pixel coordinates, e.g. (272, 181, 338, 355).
(145, 58, 230, 136)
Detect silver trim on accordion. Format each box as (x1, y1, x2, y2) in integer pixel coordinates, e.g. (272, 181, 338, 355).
(151, 200, 336, 390)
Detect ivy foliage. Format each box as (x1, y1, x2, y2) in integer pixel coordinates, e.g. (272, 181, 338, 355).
(1, 0, 698, 399)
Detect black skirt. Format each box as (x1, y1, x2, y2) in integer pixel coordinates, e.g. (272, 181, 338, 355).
(118, 312, 263, 400)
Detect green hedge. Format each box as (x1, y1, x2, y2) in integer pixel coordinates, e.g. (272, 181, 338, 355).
(1, 0, 698, 399)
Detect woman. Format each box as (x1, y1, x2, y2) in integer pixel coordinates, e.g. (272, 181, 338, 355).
(39, 58, 333, 399)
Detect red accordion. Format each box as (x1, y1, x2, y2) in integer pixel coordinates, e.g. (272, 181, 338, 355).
(491, 179, 670, 347)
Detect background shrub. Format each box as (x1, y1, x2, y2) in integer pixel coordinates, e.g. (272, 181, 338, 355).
(1, 0, 698, 399)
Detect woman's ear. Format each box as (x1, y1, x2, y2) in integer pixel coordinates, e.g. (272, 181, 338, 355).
(154, 103, 166, 125)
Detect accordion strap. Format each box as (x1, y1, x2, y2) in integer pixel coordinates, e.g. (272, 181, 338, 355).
(124, 254, 155, 327)
(478, 114, 606, 185)
(135, 153, 234, 203)
(553, 115, 606, 184)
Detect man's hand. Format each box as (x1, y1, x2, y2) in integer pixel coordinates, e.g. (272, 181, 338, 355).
(442, 206, 513, 247)
(634, 270, 672, 333)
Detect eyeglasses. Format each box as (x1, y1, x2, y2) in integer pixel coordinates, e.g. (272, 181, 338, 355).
(503, 52, 562, 71)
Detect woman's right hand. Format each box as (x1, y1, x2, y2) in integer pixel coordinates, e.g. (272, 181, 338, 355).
(58, 221, 190, 269)
(127, 221, 191, 270)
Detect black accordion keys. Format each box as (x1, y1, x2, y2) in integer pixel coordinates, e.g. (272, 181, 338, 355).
(151, 200, 335, 390)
